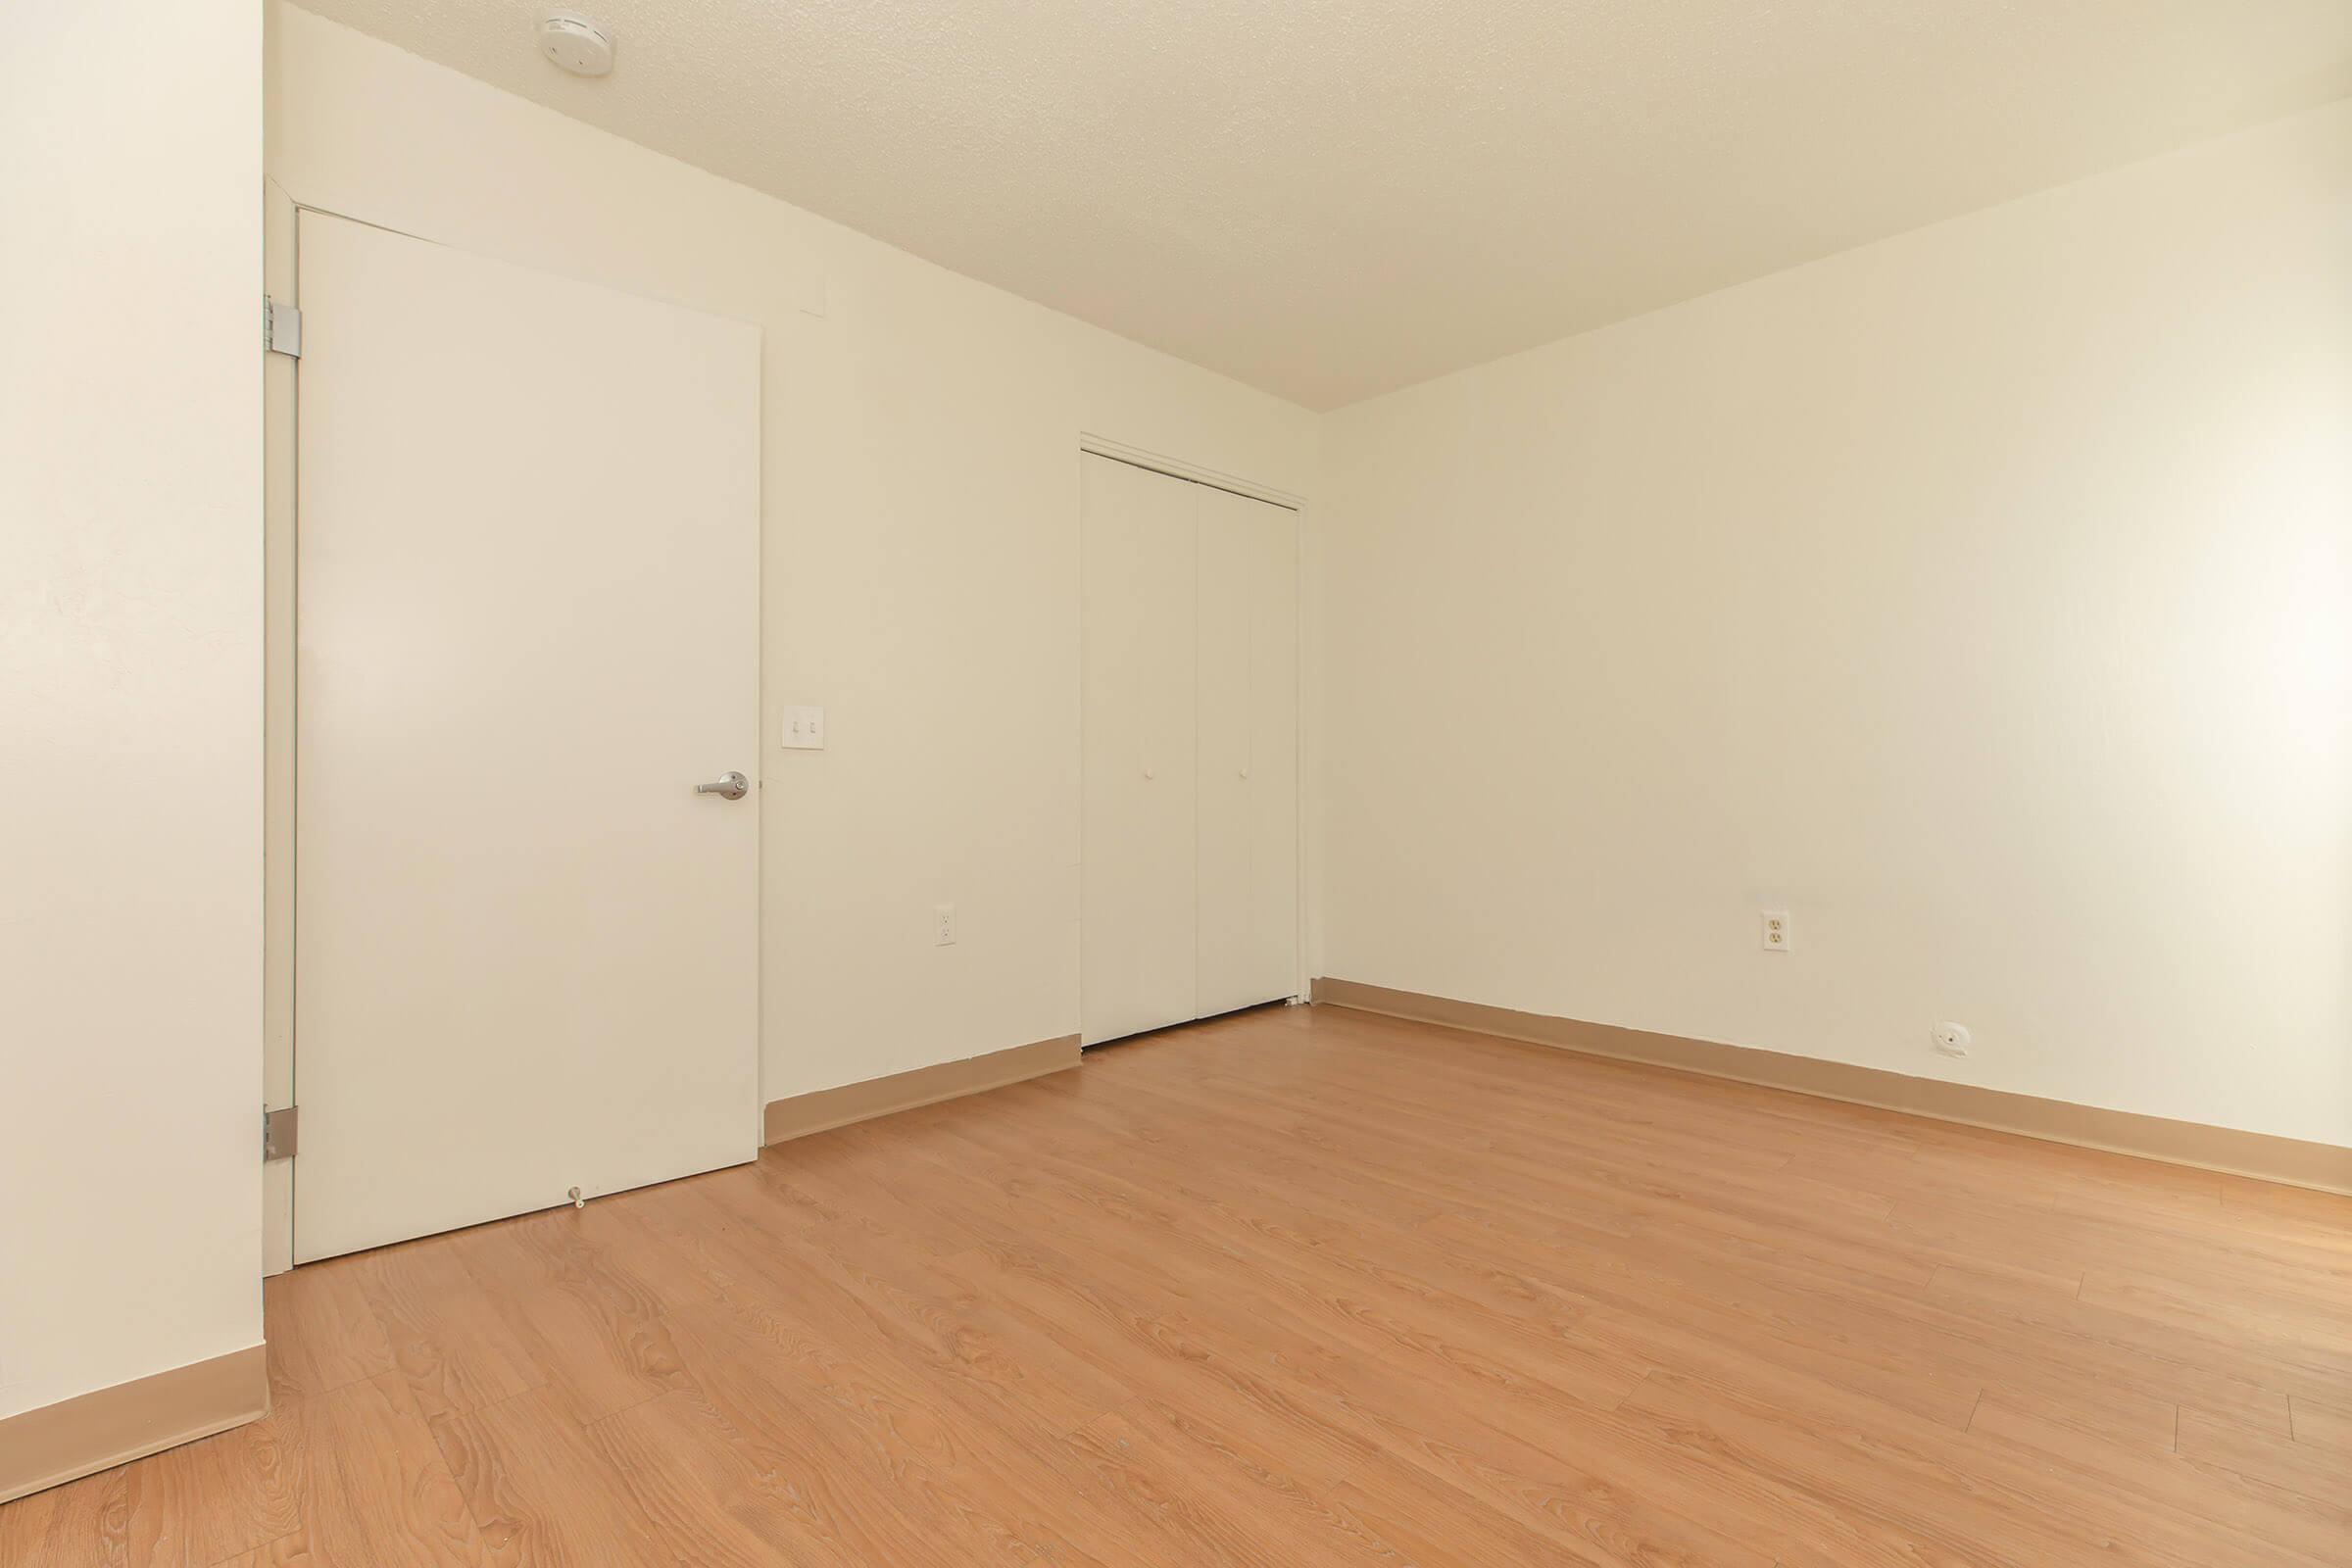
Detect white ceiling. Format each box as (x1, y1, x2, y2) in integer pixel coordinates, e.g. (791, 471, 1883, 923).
(290, 1, 2352, 410)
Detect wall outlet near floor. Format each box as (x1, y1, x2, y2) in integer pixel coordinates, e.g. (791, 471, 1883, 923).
(1932, 1021, 1972, 1057)
(1760, 909, 1791, 952)
(934, 903, 956, 946)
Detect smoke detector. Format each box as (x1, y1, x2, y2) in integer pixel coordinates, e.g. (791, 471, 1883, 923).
(538, 12, 615, 76)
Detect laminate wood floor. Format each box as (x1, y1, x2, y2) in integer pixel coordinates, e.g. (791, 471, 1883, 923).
(9, 1003, 2352, 1566)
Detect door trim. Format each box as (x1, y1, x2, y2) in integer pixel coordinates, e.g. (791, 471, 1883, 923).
(260, 177, 297, 1276)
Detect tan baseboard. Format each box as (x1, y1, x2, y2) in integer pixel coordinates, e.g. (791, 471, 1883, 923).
(1312, 978, 2352, 1198)
(764, 1034, 1081, 1146)
(0, 1344, 267, 1505)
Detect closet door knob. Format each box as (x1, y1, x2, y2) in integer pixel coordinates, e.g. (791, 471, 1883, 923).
(1143, 767, 1155, 780)
(1239, 768, 1250, 780)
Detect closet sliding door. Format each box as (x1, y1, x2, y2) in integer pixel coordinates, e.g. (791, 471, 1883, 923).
(1196, 486, 1299, 1017)
(1081, 453, 1199, 1045)
(1082, 451, 1299, 1047)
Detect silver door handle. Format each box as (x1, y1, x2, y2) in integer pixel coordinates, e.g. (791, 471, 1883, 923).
(696, 771, 750, 800)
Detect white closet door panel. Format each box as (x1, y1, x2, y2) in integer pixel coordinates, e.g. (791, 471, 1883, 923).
(1081, 454, 1199, 1044)
(1196, 486, 1299, 1016)
(294, 213, 760, 1263)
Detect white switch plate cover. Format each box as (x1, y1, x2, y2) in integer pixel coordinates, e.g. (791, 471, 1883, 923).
(781, 705, 826, 750)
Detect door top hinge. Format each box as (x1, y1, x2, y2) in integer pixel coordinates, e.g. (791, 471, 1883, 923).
(265, 298, 302, 359)
(264, 1104, 299, 1161)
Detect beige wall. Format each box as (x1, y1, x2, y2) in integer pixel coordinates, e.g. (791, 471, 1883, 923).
(1322, 100, 2352, 1148)
(0, 4, 264, 1418)
(266, 4, 1321, 1125)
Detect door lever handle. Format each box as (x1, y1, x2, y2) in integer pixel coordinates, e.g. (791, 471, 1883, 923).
(696, 771, 750, 800)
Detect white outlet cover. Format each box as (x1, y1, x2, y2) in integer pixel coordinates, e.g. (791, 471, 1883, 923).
(1760, 909, 1790, 951)
(1933, 1021, 1972, 1057)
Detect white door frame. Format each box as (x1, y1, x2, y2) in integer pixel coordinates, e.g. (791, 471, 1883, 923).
(1076, 433, 1312, 1018)
(261, 178, 297, 1274)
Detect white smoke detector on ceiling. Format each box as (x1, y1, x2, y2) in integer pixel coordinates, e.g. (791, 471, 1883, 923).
(537, 11, 614, 76)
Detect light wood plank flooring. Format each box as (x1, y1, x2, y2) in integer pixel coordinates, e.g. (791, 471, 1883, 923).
(8, 1003, 2351, 1565)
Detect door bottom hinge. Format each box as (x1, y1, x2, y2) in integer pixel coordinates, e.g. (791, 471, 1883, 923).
(265, 298, 302, 358)
(264, 1104, 299, 1161)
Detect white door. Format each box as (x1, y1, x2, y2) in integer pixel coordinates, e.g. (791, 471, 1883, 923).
(1196, 485, 1299, 1016)
(294, 213, 761, 1263)
(1081, 453, 1199, 1045)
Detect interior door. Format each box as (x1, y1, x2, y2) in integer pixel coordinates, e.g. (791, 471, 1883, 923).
(294, 212, 761, 1263)
(1081, 453, 1199, 1045)
(1196, 485, 1300, 1016)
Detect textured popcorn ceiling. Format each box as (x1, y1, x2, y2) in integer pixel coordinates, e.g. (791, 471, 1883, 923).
(287, 0, 2352, 409)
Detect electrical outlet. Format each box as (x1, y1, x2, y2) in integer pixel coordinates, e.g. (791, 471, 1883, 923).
(934, 903, 956, 946)
(1932, 1021, 1972, 1057)
(1761, 910, 1790, 952)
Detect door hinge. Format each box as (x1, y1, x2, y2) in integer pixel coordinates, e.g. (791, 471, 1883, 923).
(263, 1104, 299, 1161)
(264, 298, 302, 359)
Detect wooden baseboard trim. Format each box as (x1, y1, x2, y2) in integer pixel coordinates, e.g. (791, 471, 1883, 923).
(1312, 978, 2352, 1197)
(0, 1345, 267, 1505)
(763, 1034, 1081, 1146)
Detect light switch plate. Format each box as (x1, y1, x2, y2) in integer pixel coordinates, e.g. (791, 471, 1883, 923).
(781, 705, 826, 750)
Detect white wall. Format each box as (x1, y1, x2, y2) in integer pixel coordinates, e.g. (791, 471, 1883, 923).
(0, 5, 263, 1418)
(1323, 101, 2352, 1148)
(266, 3, 1321, 1107)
